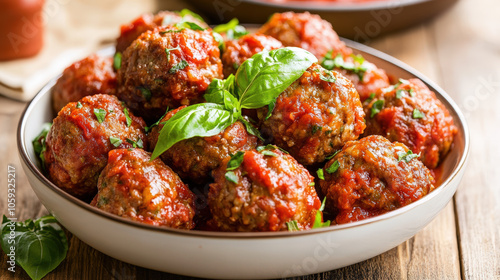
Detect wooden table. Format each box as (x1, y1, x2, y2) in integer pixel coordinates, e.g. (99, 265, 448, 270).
(1, 0, 499, 279)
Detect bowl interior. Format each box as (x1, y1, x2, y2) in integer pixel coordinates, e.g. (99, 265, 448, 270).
(18, 42, 469, 238)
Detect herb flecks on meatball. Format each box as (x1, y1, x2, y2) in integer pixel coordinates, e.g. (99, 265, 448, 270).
(116, 25, 223, 123)
(43, 94, 147, 200)
(52, 54, 117, 113)
(209, 146, 322, 232)
(91, 148, 196, 229)
(257, 63, 366, 165)
(364, 78, 457, 168)
(319, 135, 435, 224)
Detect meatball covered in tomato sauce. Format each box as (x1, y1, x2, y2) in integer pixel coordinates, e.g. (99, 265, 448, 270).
(116, 10, 208, 53)
(258, 12, 351, 59)
(43, 94, 148, 200)
(222, 33, 283, 77)
(52, 54, 117, 113)
(208, 146, 322, 232)
(91, 148, 196, 229)
(321, 52, 390, 102)
(364, 79, 457, 169)
(319, 135, 435, 224)
(116, 26, 223, 123)
(257, 64, 366, 165)
(148, 106, 259, 185)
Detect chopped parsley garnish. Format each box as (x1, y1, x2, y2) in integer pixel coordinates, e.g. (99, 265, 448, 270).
(311, 125, 322, 134)
(312, 197, 331, 229)
(138, 87, 152, 101)
(76, 102, 82, 109)
(226, 151, 245, 171)
(126, 138, 143, 149)
(169, 60, 189, 74)
(113, 52, 122, 70)
(397, 150, 420, 162)
(123, 107, 132, 127)
(365, 93, 376, 104)
(316, 168, 325, 180)
(109, 136, 122, 147)
(308, 182, 315, 186)
(286, 220, 300, 232)
(176, 21, 206, 31)
(412, 108, 425, 119)
(325, 150, 340, 160)
(225, 171, 238, 184)
(325, 160, 340, 174)
(93, 108, 106, 123)
(261, 150, 278, 157)
(160, 29, 183, 34)
(370, 100, 384, 118)
(319, 70, 336, 83)
(409, 88, 416, 97)
(321, 52, 369, 80)
(213, 18, 249, 40)
(165, 47, 181, 63)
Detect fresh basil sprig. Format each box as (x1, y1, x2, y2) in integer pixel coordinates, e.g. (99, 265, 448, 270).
(213, 18, 249, 40)
(1, 215, 68, 280)
(321, 51, 370, 80)
(151, 47, 317, 160)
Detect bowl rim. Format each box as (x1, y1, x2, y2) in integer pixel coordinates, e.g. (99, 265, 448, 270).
(236, 0, 431, 12)
(17, 39, 470, 239)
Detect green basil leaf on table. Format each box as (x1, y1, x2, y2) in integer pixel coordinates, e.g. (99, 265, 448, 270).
(151, 103, 236, 159)
(1, 215, 68, 280)
(235, 47, 317, 109)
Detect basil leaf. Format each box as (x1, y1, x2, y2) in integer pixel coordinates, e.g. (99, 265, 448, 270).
(93, 108, 106, 123)
(151, 103, 235, 159)
(1, 215, 68, 280)
(316, 168, 325, 180)
(165, 46, 181, 63)
(397, 150, 420, 162)
(412, 108, 425, 119)
(113, 52, 122, 70)
(325, 150, 340, 160)
(396, 89, 406, 99)
(365, 93, 376, 104)
(138, 86, 152, 101)
(213, 18, 249, 40)
(409, 88, 416, 97)
(32, 123, 52, 171)
(312, 197, 331, 229)
(204, 75, 235, 103)
(76, 101, 83, 109)
(213, 31, 225, 52)
(240, 118, 263, 141)
(266, 98, 277, 120)
(123, 107, 132, 127)
(176, 21, 205, 31)
(260, 150, 278, 157)
(109, 136, 122, 147)
(213, 18, 239, 33)
(325, 160, 340, 174)
(286, 220, 300, 232)
(227, 151, 245, 171)
(169, 60, 189, 74)
(370, 100, 384, 118)
(235, 47, 317, 109)
(225, 171, 238, 184)
(178, 9, 205, 23)
(126, 138, 143, 149)
(321, 52, 368, 80)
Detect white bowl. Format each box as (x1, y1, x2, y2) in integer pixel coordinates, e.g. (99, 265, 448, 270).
(17, 41, 469, 279)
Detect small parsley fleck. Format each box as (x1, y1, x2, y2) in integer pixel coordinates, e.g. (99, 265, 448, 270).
(76, 102, 82, 109)
(227, 151, 245, 171)
(412, 108, 425, 119)
(109, 136, 122, 147)
(317, 168, 325, 180)
(123, 108, 132, 127)
(325, 160, 340, 174)
(93, 108, 106, 123)
(169, 60, 189, 74)
(225, 171, 238, 184)
(371, 100, 384, 118)
(397, 150, 419, 162)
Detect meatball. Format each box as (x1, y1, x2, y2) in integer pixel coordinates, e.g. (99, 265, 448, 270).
(258, 12, 351, 59)
(319, 135, 435, 224)
(208, 146, 322, 232)
(322, 52, 390, 102)
(364, 79, 457, 169)
(116, 10, 208, 53)
(52, 54, 117, 113)
(257, 64, 366, 165)
(116, 26, 223, 123)
(148, 106, 259, 185)
(91, 148, 196, 229)
(43, 94, 148, 200)
(221, 33, 283, 77)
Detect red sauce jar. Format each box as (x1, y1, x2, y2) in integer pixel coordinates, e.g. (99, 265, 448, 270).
(0, 0, 45, 61)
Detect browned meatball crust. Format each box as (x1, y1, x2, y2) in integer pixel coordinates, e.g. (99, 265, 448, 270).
(221, 33, 283, 78)
(148, 106, 259, 185)
(91, 148, 196, 229)
(116, 26, 223, 123)
(116, 11, 208, 53)
(257, 64, 366, 165)
(258, 12, 351, 59)
(209, 146, 322, 232)
(43, 94, 148, 200)
(52, 54, 117, 113)
(364, 79, 457, 169)
(319, 135, 435, 224)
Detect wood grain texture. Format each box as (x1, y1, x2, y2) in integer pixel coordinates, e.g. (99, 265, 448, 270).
(1, 0, 499, 279)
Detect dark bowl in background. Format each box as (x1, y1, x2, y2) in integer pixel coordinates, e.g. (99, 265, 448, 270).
(187, 0, 458, 41)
